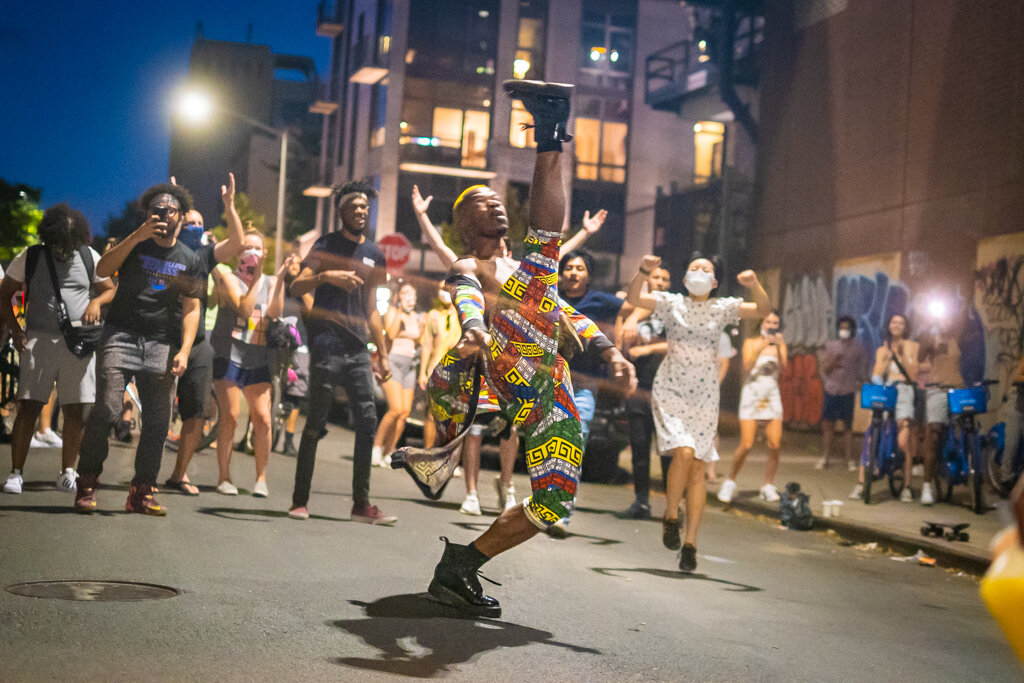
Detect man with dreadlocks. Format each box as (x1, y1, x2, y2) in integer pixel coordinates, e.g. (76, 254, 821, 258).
(402, 81, 636, 617)
(287, 179, 396, 524)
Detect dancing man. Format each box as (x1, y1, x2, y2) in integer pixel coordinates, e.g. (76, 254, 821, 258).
(415, 80, 636, 617)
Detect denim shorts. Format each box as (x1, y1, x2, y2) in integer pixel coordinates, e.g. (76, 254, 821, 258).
(213, 357, 272, 387)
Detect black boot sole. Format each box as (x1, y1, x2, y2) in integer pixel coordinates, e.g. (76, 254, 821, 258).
(502, 79, 574, 100)
(428, 580, 502, 618)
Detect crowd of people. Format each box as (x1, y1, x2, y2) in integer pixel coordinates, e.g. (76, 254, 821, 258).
(1, 80, 1022, 611)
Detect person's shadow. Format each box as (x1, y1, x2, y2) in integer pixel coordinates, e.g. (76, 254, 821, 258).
(331, 593, 601, 677)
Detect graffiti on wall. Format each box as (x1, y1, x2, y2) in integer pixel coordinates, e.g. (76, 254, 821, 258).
(974, 232, 1024, 404)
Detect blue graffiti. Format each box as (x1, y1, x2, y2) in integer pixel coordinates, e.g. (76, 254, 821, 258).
(834, 272, 910, 353)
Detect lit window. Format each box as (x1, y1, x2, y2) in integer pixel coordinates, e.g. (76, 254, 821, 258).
(511, 1, 546, 81)
(573, 104, 628, 184)
(693, 120, 725, 181)
(509, 100, 536, 148)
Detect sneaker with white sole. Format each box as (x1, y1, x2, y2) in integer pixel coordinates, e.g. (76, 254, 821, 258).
(911, 464, 924, 477)
(216, 480, 239, 495)
(37, 429, 63, 447)
(253, 480, 269, 498)
(288, 506, 309, 519)
(370, 445, 383, 467)
(351, 502, 397, 524)
(459, 492, 481, 516)
(494, 477, 516, 512)
(28, 435, 49, 449)
(847, 460, 858, 472)
(760, 483, 781, 502)
(4, 471, 24, 494)
(56, 468, 78, 493)
(899, 487, 913, 503)
(717, 479, 737, 503)
(921, 482, 935, 505)
(814, 457, 828, 470)
(849, 483, 863, 500)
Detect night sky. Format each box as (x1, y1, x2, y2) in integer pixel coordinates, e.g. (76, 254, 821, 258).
(0, 0, 329, 236)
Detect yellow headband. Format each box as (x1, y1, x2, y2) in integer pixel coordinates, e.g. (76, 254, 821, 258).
(452, 185, 489, 214)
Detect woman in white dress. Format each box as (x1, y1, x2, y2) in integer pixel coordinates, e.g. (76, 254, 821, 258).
(627, 254, 769, 572)
(718, 311, 788, 504)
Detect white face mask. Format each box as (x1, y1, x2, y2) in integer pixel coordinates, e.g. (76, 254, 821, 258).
(838, 328, 852, 340)
(438, 290, 451, 305)
(684, 270, 714, 296)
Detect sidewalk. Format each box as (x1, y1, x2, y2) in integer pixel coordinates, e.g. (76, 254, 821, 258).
(617, 427, 1005, 574)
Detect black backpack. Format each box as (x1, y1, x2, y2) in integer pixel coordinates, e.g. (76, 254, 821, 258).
(779, 482, 814, 531)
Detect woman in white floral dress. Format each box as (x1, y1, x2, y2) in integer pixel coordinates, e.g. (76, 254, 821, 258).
(626, 254, 769, 572)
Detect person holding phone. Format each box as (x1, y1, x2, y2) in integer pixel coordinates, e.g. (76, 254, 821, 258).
(718, 310, 788, 503)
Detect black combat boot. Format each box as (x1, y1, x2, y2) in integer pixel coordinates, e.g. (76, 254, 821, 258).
(428, 536, 501, 618)
(502, 79, 574, 152)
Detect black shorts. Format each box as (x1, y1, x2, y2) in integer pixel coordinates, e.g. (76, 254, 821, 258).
(177, 340, 214, 420)
(213, 357, 272, 387)
(821, 392, 855, 424)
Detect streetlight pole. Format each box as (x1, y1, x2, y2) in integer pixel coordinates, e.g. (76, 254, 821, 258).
(177, 90, 288, 270)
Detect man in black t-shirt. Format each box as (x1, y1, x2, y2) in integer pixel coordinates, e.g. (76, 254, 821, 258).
(164, 173, 245, 495)
(288, 179, 394, 524)
(75, 183, 205, 516)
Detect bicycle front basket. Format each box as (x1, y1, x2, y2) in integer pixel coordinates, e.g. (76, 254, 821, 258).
(948, 386, 987, 415)
(860, 383, 897, 410)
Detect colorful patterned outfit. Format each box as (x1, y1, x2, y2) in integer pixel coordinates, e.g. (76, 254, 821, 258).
(429, 226, 612, 529)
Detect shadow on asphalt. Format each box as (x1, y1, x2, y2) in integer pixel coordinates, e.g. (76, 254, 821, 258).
(0, 504, 84, 515)
(331, 593, 601, 677)
(196, 507, 350, 523)
(590, 567, 763, 592)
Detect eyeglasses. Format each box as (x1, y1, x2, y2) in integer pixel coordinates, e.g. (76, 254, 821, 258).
(150, 205, 180, 216)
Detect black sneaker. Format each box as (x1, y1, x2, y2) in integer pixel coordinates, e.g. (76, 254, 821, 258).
(679, 544, 697, 573)
(113, 419, 132, 443)
(502, 79, 574, 144)
(662, 518, 681, 551)
(623, 500, 651, 520)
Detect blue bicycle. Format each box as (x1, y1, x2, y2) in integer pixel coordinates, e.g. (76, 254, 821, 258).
(984, 381, 1024, 499)
(859, 383, 906, 504)
(933, 381, 996, 515)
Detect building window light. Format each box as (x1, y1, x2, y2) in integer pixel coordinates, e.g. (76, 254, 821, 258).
(513, 58, 531, 79)
(589, 47, 605, 62)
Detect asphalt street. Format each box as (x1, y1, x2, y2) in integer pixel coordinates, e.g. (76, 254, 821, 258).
(0, 426, 1020, 681)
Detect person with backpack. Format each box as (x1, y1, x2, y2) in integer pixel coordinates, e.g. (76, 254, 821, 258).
(0, 204, 115, 494)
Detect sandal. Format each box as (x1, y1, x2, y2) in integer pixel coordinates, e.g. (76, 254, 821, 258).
(164, 478, 200, 496)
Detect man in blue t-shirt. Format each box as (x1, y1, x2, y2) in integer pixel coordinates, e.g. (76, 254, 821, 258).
(287, 179, 394, 524)
(558, 249, 624, 441)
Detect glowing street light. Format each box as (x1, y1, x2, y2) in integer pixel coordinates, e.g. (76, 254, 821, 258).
(176, 86, 289, 270)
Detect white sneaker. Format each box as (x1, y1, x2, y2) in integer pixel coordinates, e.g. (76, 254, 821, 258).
(378, 454, 392, 469)
(814, 457, 828, 470)
(4, 471, 23, 494)
(56, 468, 78, 493)
(38, 429, 63, 447)
(911, 464, 924, 477)
(760, 483, 781, 502)
(370, 445, 383, 467)
(253, 480, 269, 498)
(28, 435, 48, 449)
(921, 482, 935, 506)
(900, 487, 913, 503)
(216, 480, 239, 495)
(717, 479, 737, 503)
(453, 466, 464, 478)
(459, 492, 481, 516)
(847, 460, 858, 472)
(495, 477, 516, 512)
(849, 483, 864, 500)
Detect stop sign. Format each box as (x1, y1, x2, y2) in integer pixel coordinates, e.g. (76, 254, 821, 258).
(378, 233, 413, 271)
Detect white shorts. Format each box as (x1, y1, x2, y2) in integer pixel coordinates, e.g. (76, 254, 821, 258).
(16, 332, 97, 405)
(894, 383, 915, 422)
(925, 388, 949, 425)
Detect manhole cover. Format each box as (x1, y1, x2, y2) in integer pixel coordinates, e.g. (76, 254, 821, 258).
(6, 580, 180, 601)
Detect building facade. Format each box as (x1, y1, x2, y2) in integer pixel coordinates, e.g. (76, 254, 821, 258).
(315, 0, 732, 286)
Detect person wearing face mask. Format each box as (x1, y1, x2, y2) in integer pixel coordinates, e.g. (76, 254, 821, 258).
(74, 183, 205, 515)
(627, 254, 769, 572)
(718, 310, 788, 505)
(371, 281, 424, 467)
(287, 179, 393, 524)
(208, 230, 288, 498)
(163, 173, 245, 496)
(818, 316, 869, 472)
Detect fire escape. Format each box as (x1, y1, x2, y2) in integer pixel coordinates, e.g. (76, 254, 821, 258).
(643, 0, 762, 288)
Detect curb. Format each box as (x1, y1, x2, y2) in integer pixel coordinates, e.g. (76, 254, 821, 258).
(707, 494, 991, 576)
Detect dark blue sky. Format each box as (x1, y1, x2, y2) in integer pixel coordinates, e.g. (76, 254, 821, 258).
(0, 0, 329, 235)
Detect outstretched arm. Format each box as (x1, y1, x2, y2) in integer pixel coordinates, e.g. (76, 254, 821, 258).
(213, 172, 245, 263)
(737, 270, 770, 319)
(412, 185, 457, 266)
(559, 209, 607, 256)
(626, 255, 661, 311)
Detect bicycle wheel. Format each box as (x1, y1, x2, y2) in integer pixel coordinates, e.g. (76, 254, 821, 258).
(967, 431, 985, 514)
(864, 424, 880, 504)
(982, 434, 1008, 498)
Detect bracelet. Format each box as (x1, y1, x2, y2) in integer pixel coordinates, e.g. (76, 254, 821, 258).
(639, 268, 652, 275)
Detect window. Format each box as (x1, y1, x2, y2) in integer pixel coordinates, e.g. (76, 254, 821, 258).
(406, 0, 499, 84)
(369, 83, 388, 147)
(401, 77, 493, 169)
(512, 1, 546, 80)
(509, 100, 535, 148)
(693, 120, 725, 182)
(580, 7, 635, 80)
(574, 96, 629, 183)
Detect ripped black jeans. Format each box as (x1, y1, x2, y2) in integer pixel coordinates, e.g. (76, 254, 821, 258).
(292, 342, 378, 508)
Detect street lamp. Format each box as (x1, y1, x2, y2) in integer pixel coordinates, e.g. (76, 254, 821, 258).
(177, 87, 289, 270)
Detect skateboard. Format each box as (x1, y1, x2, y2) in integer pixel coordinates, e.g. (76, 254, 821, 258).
(920, 521, 970, 542)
